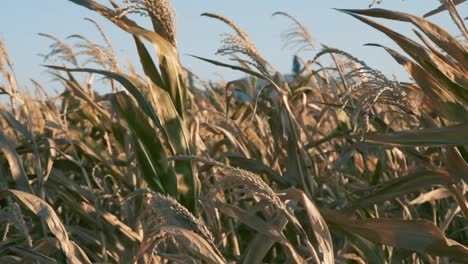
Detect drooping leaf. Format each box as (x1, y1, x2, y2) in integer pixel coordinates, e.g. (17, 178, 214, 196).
(137, 226, 225, 264)
(322, 209, 468, 261)
(8, 246, 57, 264)
(45, 65, 162, 128)
(0, 190, 91, 264)
(345, 232, 386, 264)
(348, 169, 452, 209)
(190, 55, 271, 82)
(423, 0, 466, 18)
(0, 109, 33, 140)
(66, 0, 187, 117)
(0, 130, 33, 193)
(284, 188, 334, 264)
(45, 65, 199, 213)
(363, 123, 468, 147)
(338, 8, 468, 68)
(364, 43, 468, 122)
(58, 190, 142, 243)
(242, 213, 289, 264)
(408, 188, 452, 205)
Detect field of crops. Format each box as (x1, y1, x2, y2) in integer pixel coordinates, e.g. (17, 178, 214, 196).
(0, 0, 467, 263)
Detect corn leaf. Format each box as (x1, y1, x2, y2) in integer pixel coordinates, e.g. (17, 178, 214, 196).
(322, 209, 468, 261)
(423, 0, 466, 18)
(364, 43, 468, 122)
(285, 188, 334, 264)
(363, 123, 468, 146)
(45, 65, 199, 213)
(112, 92, 176, 196)
(408, 188, 451, 205)
(339, 8, 468, 68)
(347, 169, 452, 209)
(66, 0, 186, 117)
(0, 130, 33, 193)
(138, 226, 225, 264)
(0, 190, 91, 264)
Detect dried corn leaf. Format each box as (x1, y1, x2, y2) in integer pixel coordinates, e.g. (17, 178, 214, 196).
(363, 123, 468, 147)
(0, 130, 33, 193)
(424, 0, 466, 17)
(322, 209, 468, 261)
(137, 226, 225, 264)
(409, 188, 451, 205)
(348, 169, 452, 209)
(0, 190, 91, 264)
(285, 188, 334, 264)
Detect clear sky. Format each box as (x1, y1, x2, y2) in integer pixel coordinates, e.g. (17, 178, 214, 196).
(0, 0, 465, 90)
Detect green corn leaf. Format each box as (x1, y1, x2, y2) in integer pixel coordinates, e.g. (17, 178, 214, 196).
(112, 92, 176, 196)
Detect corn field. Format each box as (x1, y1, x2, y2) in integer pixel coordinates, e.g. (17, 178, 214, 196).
(0, 0, 467, 263)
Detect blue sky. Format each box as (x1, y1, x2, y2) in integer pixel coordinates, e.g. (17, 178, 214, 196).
(0, 0, 464, 90)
